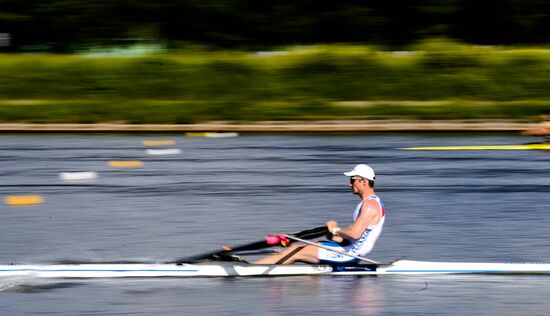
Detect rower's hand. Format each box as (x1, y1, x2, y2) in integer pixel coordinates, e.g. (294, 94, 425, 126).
(325, 220, 339, 240)
(326, 220, 338, 231)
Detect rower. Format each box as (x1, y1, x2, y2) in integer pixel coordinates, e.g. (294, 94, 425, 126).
(255, 164, 385, 264)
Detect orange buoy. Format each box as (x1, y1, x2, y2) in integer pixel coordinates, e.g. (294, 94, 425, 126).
(4, 195, 43, 206)
(108, 160, 144, 168)
(522, 121, 550, 136)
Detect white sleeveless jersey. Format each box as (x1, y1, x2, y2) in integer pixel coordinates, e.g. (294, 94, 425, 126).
(317, 195, 385, 262)
(346, 195, 385, 256)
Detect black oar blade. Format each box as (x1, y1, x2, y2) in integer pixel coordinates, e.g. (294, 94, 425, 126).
(173, 240, 270, 264)
(172, 225, 327, 264)
(170, 240, 268, 264)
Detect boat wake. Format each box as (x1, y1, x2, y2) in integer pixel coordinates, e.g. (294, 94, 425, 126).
(0, 277, 83, 293)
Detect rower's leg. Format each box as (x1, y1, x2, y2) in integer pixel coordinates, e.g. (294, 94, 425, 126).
(254, 243, 320, 264)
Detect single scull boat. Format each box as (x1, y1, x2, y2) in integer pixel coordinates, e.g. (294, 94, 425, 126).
(2, 260, 550, 278)
(3, 226, 549, 278)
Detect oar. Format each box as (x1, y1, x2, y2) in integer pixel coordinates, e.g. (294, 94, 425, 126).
(282, 234, 380, 264)
(172, 225, 327, 264)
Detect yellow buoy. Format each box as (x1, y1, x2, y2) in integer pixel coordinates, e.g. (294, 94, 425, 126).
(142, 140, 176, 147)
(401, 144, 550, 151)
(185, 132, 208, 137)
(4, 195, 43, 206)
(108, 160, 144, 168)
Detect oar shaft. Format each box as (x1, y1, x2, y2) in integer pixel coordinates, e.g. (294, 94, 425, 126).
(173, 225, 328, 264)
(282, 234, 380, 264)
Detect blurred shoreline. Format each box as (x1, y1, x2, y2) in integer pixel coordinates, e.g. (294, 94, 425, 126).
(2, 45, 550, 125)
(0, 121, 542, 133)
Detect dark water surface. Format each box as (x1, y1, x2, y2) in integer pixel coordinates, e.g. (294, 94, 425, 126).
(0, 133, 549, 315)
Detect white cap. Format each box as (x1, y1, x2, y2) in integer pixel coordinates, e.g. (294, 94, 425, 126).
(344, 164, 375, 181)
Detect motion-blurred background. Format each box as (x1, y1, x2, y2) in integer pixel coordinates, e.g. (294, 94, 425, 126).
(1, 0, 549, 125)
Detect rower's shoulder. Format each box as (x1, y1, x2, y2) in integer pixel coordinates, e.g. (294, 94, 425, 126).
(360, 198, 381, 212)
(361, 194, 381, 205)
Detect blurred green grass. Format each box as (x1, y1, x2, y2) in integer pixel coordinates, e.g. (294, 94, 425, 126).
(1, 40, 549, 123)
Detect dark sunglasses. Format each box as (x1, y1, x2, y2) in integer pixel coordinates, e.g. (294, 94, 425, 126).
(349, 177, 363, 183)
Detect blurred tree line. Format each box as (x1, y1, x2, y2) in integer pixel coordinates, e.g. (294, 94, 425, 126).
(1, 0, 550, 52)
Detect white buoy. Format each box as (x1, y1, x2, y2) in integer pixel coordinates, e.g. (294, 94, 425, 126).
(145, 148, 182, 155)
(59, 172, 98, 181)
(204, 132, 239, 138)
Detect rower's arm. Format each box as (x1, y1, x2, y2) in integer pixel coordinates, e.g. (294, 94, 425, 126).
(328, 200, 380, 240)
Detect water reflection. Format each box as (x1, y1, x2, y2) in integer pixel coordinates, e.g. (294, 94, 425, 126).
(264, 276, 385, 316)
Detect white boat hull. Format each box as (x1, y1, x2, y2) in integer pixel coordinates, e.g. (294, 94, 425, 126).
(344, 260, 550, 275)
(2, 260, 550, 278)
(0, 263, 332, 278)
